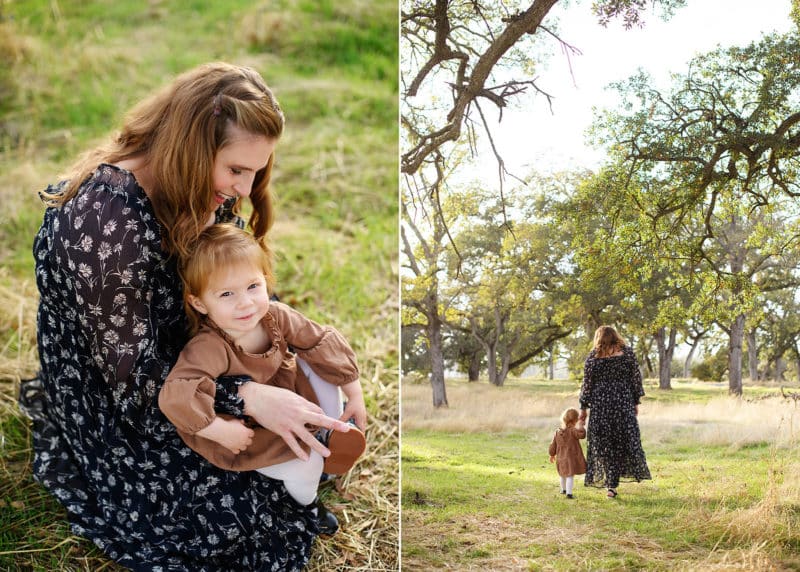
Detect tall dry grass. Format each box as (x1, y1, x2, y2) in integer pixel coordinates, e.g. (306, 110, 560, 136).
(402, 379, 800, 448)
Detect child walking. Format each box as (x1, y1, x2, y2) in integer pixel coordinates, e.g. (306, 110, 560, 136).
(548, 407, 587, 499)
(158, 224, 366, 531)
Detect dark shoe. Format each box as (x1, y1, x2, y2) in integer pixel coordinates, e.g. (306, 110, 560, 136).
(607, 488, 618, 498)
(314, 497, 339, 536)
(560, 489, 566, 495)
(566, 493, 574, 499)
(318, 420, 366, 475)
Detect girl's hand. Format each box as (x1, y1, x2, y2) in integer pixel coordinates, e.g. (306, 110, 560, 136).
(195, 417, 254, 454)
(238, 382, 350, 461)
(339, 380, 367, 431)
(549, 455, 555, 463)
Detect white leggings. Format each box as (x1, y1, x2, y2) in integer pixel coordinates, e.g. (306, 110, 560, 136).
(560, 475, 574, 495)
(256, 358, 342, 506)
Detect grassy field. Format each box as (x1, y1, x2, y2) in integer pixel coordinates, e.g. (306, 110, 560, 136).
(0, 1, 398, 570)
(402, 378, 800, 571)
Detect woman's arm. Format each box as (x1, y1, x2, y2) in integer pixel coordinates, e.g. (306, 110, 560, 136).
(628, 347, 645, 404)
(237, 382, 351, 461)
(53, 180, 174, 433)
(579, 353, 594, 412)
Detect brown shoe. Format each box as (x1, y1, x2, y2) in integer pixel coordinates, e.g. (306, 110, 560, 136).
(321, 422, 366, 475)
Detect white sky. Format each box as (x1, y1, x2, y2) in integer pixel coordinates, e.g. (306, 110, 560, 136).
(483, 0, 796, 177)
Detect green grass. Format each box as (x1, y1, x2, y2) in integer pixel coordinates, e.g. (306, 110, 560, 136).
(402, 379, 800, 571)
(0, 0, 398, 569)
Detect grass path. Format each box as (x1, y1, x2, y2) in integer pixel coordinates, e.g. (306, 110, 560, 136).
(402, 380, 800, 571)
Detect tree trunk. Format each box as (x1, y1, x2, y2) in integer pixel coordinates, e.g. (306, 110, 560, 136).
(547, 345, 555, 380)
(486, 341, 501, 386)
(467, 352, 481, 382)
(655, 327, 675, 390)
(746, 329, 759, 382)
(428, 314, 448, 407)
(683, 336, 701, 378)
(644, 354, 654, 378)
(775, 357, 787, 382)
(728, 314, 745, 395)
(795, 357, 800, 383)
(487, 348, 510, 386)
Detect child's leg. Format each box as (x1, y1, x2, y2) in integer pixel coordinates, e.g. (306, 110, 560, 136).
(565, 475, 574, 495)
(559, 475, 567, 493)
(257, 451, 324, 506)
(297, 356, 365, 474)
(296, 357, 343, 418)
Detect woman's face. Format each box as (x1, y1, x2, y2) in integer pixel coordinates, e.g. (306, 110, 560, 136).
(211, 125, 276, 210)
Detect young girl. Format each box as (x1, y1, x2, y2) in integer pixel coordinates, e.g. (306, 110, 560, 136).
(548, 407, 587, 499)
(158, 224, 366, 519)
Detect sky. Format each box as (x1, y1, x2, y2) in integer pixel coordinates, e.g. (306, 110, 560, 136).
(485, 0, 796, 178)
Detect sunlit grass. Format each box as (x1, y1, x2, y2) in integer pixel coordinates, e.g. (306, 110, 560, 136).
(402, 378, 800, 570)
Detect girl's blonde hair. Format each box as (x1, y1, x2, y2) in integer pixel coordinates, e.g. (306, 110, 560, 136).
(181, 224, 275, 334)
(561, 408, 579, 429)
(593, 325, 626, 358)
(44, 62, 284, 260)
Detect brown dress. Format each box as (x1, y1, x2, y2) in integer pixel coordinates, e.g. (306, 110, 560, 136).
(548, 426, 587, 477)
(158, 300, 359, 471)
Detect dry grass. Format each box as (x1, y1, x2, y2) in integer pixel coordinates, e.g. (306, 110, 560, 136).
(402, 379, 800, 448)
(401, 380, 573, 433)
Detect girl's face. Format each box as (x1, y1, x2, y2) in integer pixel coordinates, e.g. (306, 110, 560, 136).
(211, 125, 276, 210)
(188, 261, 270, 340)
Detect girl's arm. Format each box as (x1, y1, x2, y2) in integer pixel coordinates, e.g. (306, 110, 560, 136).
(158, 333, 229, 434)
(339, 380, 367, 431)
(194, 417, 254, 454)
(270, 301, 360, 386)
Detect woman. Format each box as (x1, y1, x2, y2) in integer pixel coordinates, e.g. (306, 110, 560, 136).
(579, 325, 651, 498)
(20, 62, 351, 571)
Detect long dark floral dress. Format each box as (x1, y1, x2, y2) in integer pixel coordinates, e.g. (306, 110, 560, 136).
(579, 346, 651, 489)
(20, 164, 317, 571)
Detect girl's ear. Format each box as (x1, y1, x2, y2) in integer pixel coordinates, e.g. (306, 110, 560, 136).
(188, 294, 208, 315)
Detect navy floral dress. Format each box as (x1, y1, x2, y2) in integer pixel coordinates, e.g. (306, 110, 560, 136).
(21, 164, 317, 571)
(579, 346, 651, 489)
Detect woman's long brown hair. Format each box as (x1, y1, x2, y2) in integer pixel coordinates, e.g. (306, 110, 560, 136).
(593, 325, 626, 358)
(42, 62, 284, 259)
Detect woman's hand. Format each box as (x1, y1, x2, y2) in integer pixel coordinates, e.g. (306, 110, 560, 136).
(238, 382, 351, 461)
(195, 417, 254, 454)
(635, 405, 639, 416)
(339, 380, 367, 432)
(579, 409, 588, 422)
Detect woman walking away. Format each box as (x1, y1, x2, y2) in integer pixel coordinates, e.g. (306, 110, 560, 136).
(579, 326, 651, 499)
(548, 407, 587, 499)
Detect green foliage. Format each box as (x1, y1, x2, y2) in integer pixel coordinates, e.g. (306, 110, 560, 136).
(691, 349, 729, 382)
